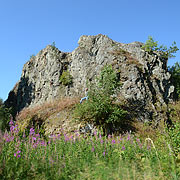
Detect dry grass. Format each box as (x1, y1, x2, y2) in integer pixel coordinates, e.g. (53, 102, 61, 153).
(17, 97, 79, 121)
(169, 101, 180, 123)
(110, 48, 137, 61)
(16, 97, 79, 133)
(132, 120, 164, 141)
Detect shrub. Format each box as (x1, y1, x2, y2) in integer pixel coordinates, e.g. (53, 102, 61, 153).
(74, 65, 127, 134)
(0, 98, 3, 106)
(0, 105, 11, 131)
(51, 41, 56, 50)
(60, 71, 73, 86)
(168, 62, 180, 100)
(168, 120, 180, 155)
(142, 36, 179, 59)
(30, 54, 35, 59)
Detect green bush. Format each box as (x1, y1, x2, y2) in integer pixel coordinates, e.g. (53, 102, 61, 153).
(142, 36, 179, 59)
(168, 62, 180, 100)
(0, 105, 11, 131)
(74, 65, 127, 133)
(0, 98, 3, 106)
(59, 71, 73, 86)
(168, 120, 180, 155)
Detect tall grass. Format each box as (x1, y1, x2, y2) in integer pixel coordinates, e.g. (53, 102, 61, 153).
(0, 119, 179, 180)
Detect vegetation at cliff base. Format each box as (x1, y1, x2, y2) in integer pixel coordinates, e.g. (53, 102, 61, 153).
(0, 99, 11, 132)
(0, 119, 180, 179)
(73, 65, 127, 134)
(168, 62, 180, 100)
(0, 63, 180, 179)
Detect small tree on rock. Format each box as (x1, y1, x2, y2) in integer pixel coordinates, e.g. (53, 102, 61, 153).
(73, 65, 127, 134)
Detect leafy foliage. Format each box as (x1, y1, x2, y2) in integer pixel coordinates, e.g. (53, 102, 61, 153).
(0, 98, 3, 106)
(168, 62, 180, 100)
(0, 104, 11, 131)
(168, 121, 180, 155)
(59, 71, 73, 86)
(51, 41, 56, 50)
(30, 54, 35, 59)
(142, 36, 179, 59)
(0, 121, 179, 179)
(74, 65, 127, 133)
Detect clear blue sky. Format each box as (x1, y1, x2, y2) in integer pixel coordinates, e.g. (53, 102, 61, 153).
(0, 0, 180, 101)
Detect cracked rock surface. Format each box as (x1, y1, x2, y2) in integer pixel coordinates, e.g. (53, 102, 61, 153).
(5, 34, 174, 123)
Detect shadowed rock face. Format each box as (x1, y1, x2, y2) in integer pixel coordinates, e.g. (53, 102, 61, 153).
(5, 34, 174, 123)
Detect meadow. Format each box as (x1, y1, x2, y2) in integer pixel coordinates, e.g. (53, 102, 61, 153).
(0, 118, 179, 180)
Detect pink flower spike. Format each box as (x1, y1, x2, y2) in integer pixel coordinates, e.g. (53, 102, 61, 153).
(10, 126, 15, 132)
(111, 139, 116, 144)
(136, 138, 140, 142)
(14, 153, 16, 157)
(9, 119, 14, 126)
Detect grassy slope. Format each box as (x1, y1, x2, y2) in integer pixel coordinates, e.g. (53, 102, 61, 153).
(0, 99, 180, 179)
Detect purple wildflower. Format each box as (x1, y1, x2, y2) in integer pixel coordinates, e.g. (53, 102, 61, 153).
(17, 154, 21, 158)
(10, 126, 15, 132)
(103, 151, 106, 156)
(41, 141, 45, 146)
(111, 139, 116, 144)
(36, 133, 40, 137)
(91, 147, 95, 152)
(100, 139, 103, 144)
(14, 150, 21, 158)
(64, 135, 69, 142)
(136, 138, 140, 142)
(94, 131, 97, 136)
(30, 128, 35, 135)
(9, 119, 14, 126)
(122, 146, 125, 150)
(127, 134, 130, 141)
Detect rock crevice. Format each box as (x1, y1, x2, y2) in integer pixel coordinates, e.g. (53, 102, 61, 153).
(5, 34, 174, 123)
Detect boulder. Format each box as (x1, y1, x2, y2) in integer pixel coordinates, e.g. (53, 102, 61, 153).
(5, 34, 174, 124)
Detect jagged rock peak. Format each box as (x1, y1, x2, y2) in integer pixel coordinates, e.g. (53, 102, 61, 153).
(5, 34, 174, 124)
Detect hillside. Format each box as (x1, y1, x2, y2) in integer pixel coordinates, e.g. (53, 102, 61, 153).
(5, 34, 175, 135)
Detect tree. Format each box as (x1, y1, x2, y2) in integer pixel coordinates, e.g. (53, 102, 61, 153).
(0, 98, 3, 106)
(0, 97, 12, 131)
(0, 105, 11, 131)
(142, 36, 179, 59)
(74, 65, 127, 134)
(168, 62, 180, 100)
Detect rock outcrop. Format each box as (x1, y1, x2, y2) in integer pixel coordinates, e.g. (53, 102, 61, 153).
(5, 34, 174, 124)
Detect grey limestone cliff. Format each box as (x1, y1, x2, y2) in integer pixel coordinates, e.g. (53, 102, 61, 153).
(5, 34, 174, 123)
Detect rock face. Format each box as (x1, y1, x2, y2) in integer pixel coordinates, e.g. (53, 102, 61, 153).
(5, 34, 174, 123)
